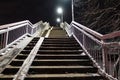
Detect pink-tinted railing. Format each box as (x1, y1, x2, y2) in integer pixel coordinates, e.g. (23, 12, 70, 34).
(64, 21, 120, 80)
(0, 20, 43, 51)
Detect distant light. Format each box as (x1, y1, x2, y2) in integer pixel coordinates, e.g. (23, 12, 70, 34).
(57, 7, 63, 14)
(56, 18, 61, 22)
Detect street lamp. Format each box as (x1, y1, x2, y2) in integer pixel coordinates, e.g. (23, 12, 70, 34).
(57, 7, 63, 14)
(56, 18, 61, 27)
(56, 18, 61, 23)
(57, 7, 63, 23)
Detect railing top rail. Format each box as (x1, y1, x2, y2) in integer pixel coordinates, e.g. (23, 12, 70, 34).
(72, 21, 103, 39)
(0, 23, 28, 34)
(72, 21, 120, 40)
(103, 31, 120, 40)
(72, 24, 102, 45)
(0, 20, 33, 30)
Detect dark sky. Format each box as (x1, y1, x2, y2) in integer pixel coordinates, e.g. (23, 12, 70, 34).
(0, 0, 72, 26)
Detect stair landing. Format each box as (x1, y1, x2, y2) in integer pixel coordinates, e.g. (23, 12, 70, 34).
(48, 27, 68, 38)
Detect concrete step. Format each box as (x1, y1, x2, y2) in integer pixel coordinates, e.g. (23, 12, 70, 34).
(43, 39, 77, 42)
(43, 38, 78, 45)
(1, 67, 19, 75)
(28, 66, 98, 74)
(42, 42, 78, 44)
(24, 46, 35, 50)
(0, 76, 13, 80)
(1, 66, 97, 75)
(8, 59, 90, 66)
(24, 45, 81, 50)
(0, 73, 106, 80)
(27, 43, 38, 46)
(37, 50, 83, 54)
(24, 73, 105, 80)
(51, 27, 63, 29)
(15, 55, 28, 59)
(30, 59, 92, 66)
(9, 60, 24, 66)
(15, 54, 88, 60)
(44, 38, 76, 43)
(35, 54, 88, 59)
(19, 50, 31, 55)
(15, 54, 87, 59)
(41, 44, 80, 47)
(44, 38, 76, 41)
(30, 41, 39, 43)
(28, 37, 39, 43)
(39, 47, 80, 50)
(32, 37, 40, 40)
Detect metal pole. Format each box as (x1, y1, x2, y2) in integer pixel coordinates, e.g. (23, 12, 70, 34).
(26, 25, 28, 34)
(61, 13, 63, 23)
(118, 54, 120, 79)
(72, 0, 74, 21)
(102, 41, 109, 73)
(5, 27, 9, 48)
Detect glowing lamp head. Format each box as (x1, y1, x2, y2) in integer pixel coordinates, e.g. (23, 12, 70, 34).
(57, 7, 63, 14)
(56, 18, 61, 22)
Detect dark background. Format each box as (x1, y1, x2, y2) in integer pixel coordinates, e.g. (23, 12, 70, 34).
(74, 0, 120, 34)
(0, 0, 72, 26)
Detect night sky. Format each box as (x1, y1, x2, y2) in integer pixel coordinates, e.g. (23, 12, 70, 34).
(0, 0, 72, 26)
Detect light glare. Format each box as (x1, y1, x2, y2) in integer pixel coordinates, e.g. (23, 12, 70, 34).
(56, 18, 61, 22)
(57, 7, 63, 14)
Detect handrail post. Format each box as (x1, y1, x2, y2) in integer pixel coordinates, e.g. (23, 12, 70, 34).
(83, 34, 85, 47)
(31, 28, 34, 35)
(102, 40, 109, 73)
(114, 55, 120, 79)
(26, 24, 28, 34)
(118, 54, 120, 80)
(36, 26, 37, 32)
(5, 27, 9, 48)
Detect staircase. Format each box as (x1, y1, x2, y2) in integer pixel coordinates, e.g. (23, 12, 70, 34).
(25, 37, 106, 80)
(0, 27, 107, 80)
(0, 37, 40, 80)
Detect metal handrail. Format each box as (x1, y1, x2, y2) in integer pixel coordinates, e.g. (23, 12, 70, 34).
(0, 20, 44, 52)
(72, 21, 103, 39)
(72, 21, 120, 40)
(64, 21, 120, 80)
(72, 24, 102, 45)
(0, 23, 28, 34)
(0, 20, 29, 29)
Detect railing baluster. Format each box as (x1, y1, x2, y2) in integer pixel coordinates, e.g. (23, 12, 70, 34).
(102, 45, 109, 72)
(5, 27, 9, 48)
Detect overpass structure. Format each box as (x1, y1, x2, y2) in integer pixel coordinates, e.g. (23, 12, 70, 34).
(0, 20, 119, 80)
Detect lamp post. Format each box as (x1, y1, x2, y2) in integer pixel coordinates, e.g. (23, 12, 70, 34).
(72, 0, 74, 21)
(57, 7, 63, 23)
